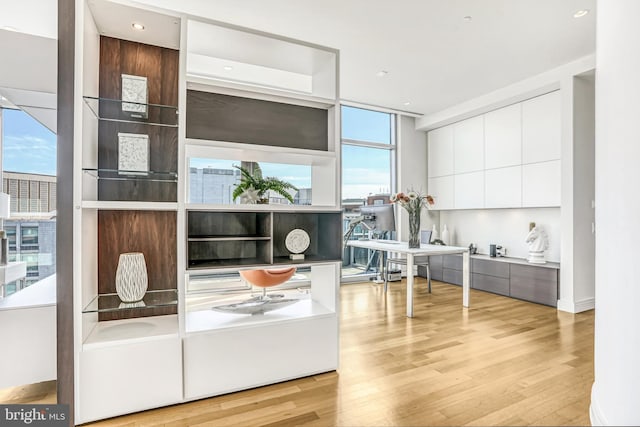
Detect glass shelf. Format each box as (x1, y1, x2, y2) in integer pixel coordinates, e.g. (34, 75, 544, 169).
(82, 289, 178, 313)
(83, 96, 178, 127)
(83, 168, 178, 183)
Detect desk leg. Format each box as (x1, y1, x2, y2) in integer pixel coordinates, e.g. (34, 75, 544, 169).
(406, 253, 414, 317)
(463, 250, 470, 307)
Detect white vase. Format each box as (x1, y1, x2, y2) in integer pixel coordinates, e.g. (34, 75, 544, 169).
(431, 224, 439, 241)
(115, 252, 148, 302)
(442, 225, 450, 246)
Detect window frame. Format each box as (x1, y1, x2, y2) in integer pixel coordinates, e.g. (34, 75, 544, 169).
(340, 104, 397, 281)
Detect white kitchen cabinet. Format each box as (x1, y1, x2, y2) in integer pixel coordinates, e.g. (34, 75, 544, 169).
(428, 175, 454, 210)
(522, 91, 561, 164)
(453, 116, 484, 174)
(485, 166, 522, 208)
(484, 103, 522, 169)
(454, 171, 485, 209)
(522, 160, 561, 207)
(427, 124, 454, 178)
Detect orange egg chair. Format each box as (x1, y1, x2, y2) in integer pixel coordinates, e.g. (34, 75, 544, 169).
(239, 267, 297, 298)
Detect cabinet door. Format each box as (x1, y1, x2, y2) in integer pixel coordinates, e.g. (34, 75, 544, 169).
(455, 171, 485, 209)
(485, 166, 522, 208)
(427, 125, 454, 178)
(522, 160, 561, 207)
(484, 103, 522, 169)
(453, 116, 484, 174)
(472, 273, 510, 296)
(428, 175, 454, 210)
(510, 264, 558, 307)
(79, 337, 183, 423)
(522, 91, 561, 164)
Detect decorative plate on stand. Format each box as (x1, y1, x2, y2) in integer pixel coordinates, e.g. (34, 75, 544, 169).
(285, 229, 310, 258)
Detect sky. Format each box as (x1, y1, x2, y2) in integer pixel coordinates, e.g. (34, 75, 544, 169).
(2, 108, 57, 175)
(2, 105, 393, 200)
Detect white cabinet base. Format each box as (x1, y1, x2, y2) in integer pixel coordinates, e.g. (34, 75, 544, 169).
(184, 314, 338, 400)
(78, 336, 183, 424)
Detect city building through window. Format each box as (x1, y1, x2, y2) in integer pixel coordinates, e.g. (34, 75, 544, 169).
(341, 105, 396, 279)
(1, 106, 57, 295)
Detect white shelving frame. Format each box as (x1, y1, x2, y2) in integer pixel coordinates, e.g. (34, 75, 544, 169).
(72, 1, 341, 423)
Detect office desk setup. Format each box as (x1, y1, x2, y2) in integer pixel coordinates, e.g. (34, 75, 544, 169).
(347, 240, 470, 317)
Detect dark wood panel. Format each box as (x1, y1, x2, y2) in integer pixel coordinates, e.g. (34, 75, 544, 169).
(472, 258, 510, 278)
(98, 37, 179, 201)
(186, 90, 328, 151)
(98, 210, 177, 320)
(472, 273, 510, 296)
(97, 121, 177, 202)
(57, 0, 75, 419)
(99, 36, 178, 105)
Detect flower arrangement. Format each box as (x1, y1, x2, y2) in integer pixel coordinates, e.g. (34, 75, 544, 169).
(390, 190, 434, 213)
(390, 190, 435, 248)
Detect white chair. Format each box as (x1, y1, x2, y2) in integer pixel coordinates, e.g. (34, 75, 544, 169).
(383, 230, 432, 293)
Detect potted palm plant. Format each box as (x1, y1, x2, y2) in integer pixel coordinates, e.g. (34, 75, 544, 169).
(232, 163, 298, 204)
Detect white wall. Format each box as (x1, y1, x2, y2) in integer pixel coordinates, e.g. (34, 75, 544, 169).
(397, 115, 439, 240)
(590, 1, 640, 425)
(572, 73, 595, 305)
(439, 208, 560, 262)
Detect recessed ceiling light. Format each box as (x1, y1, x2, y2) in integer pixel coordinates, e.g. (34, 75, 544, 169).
(574, 9, 590, 18)
(223, 66, 233, 71)
(463, 15, 473, 22)
(132, 22, 145, 31)
(403, 102, 411, 106)
(376, 70, 388, 77)
(1, 26, 18, 32)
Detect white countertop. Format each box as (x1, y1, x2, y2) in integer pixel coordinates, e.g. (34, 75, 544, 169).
(0, 274, 56, 311)
(347, 239, 468, 255)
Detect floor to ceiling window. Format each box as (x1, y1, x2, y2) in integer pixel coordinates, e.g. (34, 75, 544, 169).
(341, 105, 396, 279)
(0, 106, 57, 296)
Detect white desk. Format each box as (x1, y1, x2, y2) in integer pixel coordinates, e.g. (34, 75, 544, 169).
(347, 240, 470, 317)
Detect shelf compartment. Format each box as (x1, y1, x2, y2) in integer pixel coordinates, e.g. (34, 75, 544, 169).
(187, 236, 271, 242)
(272, 254, 342, 265)
(82, 314, 179, 348)
(82, 289, 178, 314)
(187, 239, 271, 268)
(185, 297, 333, 333)
(83, 168, 178, 183)
(187, 211, 271, 238)
(272, 212, 342, 262)
(83, 96, 178, 127)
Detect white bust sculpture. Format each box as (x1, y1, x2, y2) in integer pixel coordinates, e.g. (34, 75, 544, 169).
(525, 223, 549, 264)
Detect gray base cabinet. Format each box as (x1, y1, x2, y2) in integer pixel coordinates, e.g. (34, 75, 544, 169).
(418, 254, 559, 307)
(509, 264, 558, 307)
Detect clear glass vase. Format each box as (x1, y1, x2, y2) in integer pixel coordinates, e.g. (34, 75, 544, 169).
(408, 209, 421, 248)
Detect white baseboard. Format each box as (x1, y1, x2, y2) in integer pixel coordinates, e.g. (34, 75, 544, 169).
(557, 297, 595, 313)
(590, 384, 609, 426)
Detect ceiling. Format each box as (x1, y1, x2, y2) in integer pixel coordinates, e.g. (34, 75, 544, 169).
(134, 0, 596, 115)
(1, 0, 596, 116)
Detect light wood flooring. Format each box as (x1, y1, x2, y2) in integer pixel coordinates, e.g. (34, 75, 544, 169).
(3, 279, 595, 426)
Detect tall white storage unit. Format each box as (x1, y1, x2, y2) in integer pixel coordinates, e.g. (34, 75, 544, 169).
(72, 0, 341, 423)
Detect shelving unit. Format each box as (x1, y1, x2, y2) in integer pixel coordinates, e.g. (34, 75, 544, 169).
(72, 1, 340, 423)
(82, 96, 179, 127)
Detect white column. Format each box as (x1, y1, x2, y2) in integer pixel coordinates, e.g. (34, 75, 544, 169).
(591, 1, 640, 425)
